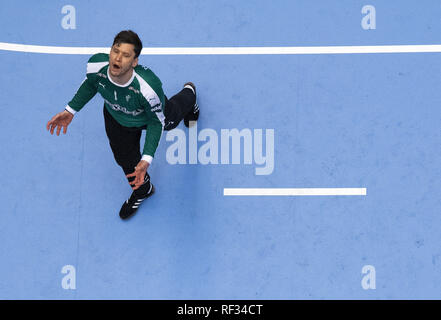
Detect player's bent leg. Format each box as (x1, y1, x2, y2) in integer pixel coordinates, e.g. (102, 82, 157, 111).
(163, 96, 180, 131)
(103, 106, 155, 219)
(183, 82, 199, 128)
(163, 82, 198, 131)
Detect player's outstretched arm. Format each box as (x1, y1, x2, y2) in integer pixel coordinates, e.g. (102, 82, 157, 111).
(46, 110, 74, 136)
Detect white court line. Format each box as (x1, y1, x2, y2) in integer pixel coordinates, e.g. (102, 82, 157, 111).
(223, 188, 367, 196)
(1, 42, 441, 55)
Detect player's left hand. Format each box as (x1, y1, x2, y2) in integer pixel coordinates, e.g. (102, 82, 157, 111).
(126, 160, 150, 190)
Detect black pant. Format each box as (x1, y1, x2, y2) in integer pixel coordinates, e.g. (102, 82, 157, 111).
(103, 87, 195, 194)
(163, 87, 195, 131)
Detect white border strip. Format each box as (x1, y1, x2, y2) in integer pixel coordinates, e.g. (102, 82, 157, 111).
(223, 188, 367, 196)
(1, 42, 441, 55)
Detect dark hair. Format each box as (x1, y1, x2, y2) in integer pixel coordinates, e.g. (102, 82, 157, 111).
(112, 30, 143, 58)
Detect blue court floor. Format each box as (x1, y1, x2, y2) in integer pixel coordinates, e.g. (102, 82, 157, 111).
(0, 0, 441, 299)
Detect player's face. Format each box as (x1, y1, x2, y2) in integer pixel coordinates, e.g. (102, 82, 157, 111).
(109, 43, 138, 78)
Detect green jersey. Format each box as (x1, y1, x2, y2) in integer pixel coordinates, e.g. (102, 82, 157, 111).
(66, 53, 165, 164)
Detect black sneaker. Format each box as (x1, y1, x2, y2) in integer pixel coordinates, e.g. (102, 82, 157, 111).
(183, 82, 199, 128)
(119, 184, 155, 220)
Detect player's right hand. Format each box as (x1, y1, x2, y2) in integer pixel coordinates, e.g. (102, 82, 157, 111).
(46, 110, 74, 136)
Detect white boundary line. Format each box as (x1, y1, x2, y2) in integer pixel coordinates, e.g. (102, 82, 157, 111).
(223, 188, 367, 196)
(1, 42, 441, 55)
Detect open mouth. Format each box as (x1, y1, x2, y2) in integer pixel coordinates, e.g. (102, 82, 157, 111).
(112, 64, 121, 70)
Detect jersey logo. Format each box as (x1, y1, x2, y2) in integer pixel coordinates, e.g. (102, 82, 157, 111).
(126, 95, 131, 102)
(150, 104, 162, 112)
(104, 98, 144, 116)
(98, 82, 106, 89)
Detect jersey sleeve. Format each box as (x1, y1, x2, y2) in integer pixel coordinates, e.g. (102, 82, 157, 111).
(141, 84, 165, 161)
(66, 76, 98, 113)
(66, 53, 109, 113)
(135, 69, 166, 163)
